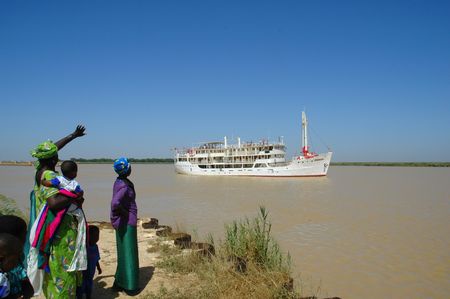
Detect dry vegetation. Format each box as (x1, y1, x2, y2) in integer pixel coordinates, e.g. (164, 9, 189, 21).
(0, 194, 27, 219)
(145, 207, 298, 299)
(0, 195, 312, 298)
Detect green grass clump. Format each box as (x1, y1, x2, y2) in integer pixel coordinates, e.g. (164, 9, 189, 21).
(224, 206, 292, 273)
(148, 207, 297, 299)
(0, 194, 26, 220)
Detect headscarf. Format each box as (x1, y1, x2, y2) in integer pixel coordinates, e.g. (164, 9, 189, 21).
(30, 141, 58, 169)
(113, 157, 130, 176)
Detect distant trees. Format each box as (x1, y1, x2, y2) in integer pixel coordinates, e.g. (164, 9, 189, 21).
(70, 158, 173, 164)
(331, 162, 450, 167)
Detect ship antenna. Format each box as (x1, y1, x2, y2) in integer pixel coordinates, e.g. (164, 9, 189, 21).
(309, 124, 332, 151)
(301, 111, 308, 156)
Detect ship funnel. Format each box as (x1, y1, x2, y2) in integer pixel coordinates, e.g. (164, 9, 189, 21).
(224, 136, 228, 148)
(238, 137, 241, 148)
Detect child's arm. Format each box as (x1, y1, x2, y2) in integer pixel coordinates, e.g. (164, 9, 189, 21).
(0, 273, 10, 298)
(74, 185, 84, 198)
(41, 179, 54, 188)
(41, 177, 61, 188)
(96, 261, 102, 275)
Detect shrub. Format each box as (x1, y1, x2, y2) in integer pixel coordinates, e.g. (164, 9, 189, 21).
(0, 194, 26, 220)
(150, 207, 297, 299)
(223, 206, 292, 273)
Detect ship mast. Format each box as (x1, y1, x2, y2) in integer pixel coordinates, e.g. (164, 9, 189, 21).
(302, 111, 309, 156)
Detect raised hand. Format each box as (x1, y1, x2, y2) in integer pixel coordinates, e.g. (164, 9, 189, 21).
(55, 125, 87, 151)
(72, 125, 86, 138)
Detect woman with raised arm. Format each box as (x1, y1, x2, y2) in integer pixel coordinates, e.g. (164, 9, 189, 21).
(30, 125, 86, 217)
(27, 125, 87, 298)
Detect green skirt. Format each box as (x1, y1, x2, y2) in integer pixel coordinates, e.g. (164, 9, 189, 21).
(43, 214, 81, 299)
(115, 225, 139, 291)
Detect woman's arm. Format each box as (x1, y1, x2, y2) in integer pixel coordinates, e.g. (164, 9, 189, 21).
(111, 186, 129, 217)
(54, 125, 86, 150)
(47, 193, 83, 211)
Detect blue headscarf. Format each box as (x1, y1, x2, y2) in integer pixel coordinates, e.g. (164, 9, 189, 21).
(113, 157, 130, 175)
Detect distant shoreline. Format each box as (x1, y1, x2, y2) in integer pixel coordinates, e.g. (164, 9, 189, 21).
(0, 158, 173, 166)
(330, 162, 450, 167)
(1, 161, 449, 167)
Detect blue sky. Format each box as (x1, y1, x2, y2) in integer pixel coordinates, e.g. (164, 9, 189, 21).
(1, 1, 449, 162)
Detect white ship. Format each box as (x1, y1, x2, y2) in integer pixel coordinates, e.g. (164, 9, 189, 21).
(174, 112, 332, 177)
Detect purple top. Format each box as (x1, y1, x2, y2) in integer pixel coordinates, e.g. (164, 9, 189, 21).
(110, 178, 137, 229)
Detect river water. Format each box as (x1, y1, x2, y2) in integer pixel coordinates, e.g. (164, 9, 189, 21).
(0, 164, 449, 298)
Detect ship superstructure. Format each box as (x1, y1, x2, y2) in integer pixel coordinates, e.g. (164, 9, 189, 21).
(174, 112, 332, 177)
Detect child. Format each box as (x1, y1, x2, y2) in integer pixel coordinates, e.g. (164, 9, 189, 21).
(41, 160, 84, 211)
(37, 159, 88, 276)
(77, 225, 101, 299)
(0, 216, 34, 299)
(0, 233, 23, 298)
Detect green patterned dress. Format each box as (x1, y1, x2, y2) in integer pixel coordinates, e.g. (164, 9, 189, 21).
(34, 170, 81, 299)
(34, 170, 59, 216)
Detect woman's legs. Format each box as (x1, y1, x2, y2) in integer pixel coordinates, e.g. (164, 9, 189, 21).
(114, 225, 139, 292)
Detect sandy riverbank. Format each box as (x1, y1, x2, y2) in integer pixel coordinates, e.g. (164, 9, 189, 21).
(34, 219, 185, 299)
(1, 194, 335, 298)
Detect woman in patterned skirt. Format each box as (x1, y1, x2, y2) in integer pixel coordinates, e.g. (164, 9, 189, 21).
(27, 126, 87, 298)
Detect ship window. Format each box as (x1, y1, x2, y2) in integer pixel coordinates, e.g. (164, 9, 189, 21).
(268, 162, 289, 167)
(254, 163, 267, 168)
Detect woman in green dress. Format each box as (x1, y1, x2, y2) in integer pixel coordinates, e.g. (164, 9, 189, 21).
(28, 126, 87, 298)
(30, 125, 86, 218)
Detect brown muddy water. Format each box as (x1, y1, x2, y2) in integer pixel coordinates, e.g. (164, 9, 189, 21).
(1, 164, 449, 298)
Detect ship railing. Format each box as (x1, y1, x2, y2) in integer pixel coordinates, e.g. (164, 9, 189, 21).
(178, 143, 286, 154)
(177, 147, 287, 158)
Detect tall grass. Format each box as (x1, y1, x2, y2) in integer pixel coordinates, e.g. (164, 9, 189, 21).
(149, 207, 297, 299)
(0, 194, 26, 220)
(224, 206, 291, 273)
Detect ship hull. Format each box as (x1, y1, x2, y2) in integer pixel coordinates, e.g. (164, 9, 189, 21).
(174, 152, 332, 177)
